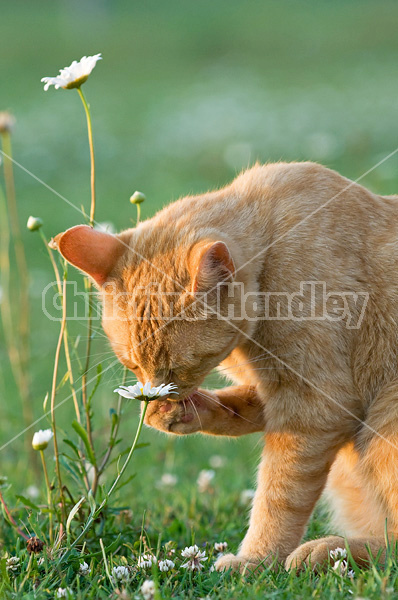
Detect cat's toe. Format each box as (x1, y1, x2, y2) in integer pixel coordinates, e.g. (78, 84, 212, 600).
(215, 553, 262, 574)
(285, 536, 345, 572)
(143, 399, 198, 435)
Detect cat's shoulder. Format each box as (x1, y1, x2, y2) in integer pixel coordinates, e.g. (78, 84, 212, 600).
(232, 161, 348, 194)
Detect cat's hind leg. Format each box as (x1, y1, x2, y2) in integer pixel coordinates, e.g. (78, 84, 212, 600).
(285, 535, 386, 572)
(287, 380, 398, 572)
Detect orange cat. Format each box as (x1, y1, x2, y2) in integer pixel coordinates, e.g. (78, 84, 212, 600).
(54, 162, 398, 573)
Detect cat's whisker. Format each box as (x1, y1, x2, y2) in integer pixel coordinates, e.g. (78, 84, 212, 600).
(188, 397, 203, 430)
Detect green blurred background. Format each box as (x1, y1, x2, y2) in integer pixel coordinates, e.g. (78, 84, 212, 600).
(1, 0, 398, 524)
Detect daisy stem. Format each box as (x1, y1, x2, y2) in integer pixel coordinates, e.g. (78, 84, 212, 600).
(136, 202, 141, 225)
(49, 266, 68, 525)
(93, 367, 128, 495)
(105, 400, 148, 498)
(77, 86, 97, 487)
(40, 450, 53, 544)
(77, 87, 96, 226)
(59, 401, 149, 563)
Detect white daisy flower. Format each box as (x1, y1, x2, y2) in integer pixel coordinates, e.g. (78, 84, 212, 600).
(240, 489, 255, 505)
(79, 561, 91, 576)
(159, 473, 178, 487)
(158, 559, 175, 572)
(137, 554, 157, 569)
(214, 542, 228, 553)
(197, 469, 215, 493)
(41, 54, 102, 91)
(141, 579, 156, 600)
(6, 556, 20, 572)
(110, 565, 131, 584)
(32, 429, 53, 451)
(181, 545, 207, 571)
(114, 381, 178, 401)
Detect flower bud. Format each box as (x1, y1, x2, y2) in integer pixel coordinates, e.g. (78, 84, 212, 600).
(32, 429, 53, 451)
(0, 111, 15, 134)
(27, 216, 43, 232)
(130, 191, 146, 205)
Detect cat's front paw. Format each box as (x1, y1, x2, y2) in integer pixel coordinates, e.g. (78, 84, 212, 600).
(214, 553, 263, 574)
(143, 391, 213, 435)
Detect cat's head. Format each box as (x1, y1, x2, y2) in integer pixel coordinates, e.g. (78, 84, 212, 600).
(52, 224, 243, 400)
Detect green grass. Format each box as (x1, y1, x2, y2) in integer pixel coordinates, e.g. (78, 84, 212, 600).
(2, 0, 398, 597)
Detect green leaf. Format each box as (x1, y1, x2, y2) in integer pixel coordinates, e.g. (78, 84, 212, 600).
(42, 392, 49, 412)
(66, 496, 85, 543)
(0, 557, 10, 584)
(88, 364, 102, 407)
(56, 370, 70, 392)
(63, 439, 81, 458)
(87, 490, 96, 515)
(71, 421, 97, 467)
(114, 473, 136, 493)
(15, 495, 39, 511)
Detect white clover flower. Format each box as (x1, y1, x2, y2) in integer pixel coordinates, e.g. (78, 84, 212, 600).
(197, 469, 215, 493)
(181, 545, 207, 571)
(330, 547, 347, 561)
(56, 589, 73, 599)
(158, 559, 175, 572)
(330, 548, 350, 576)
(240, 489, 255, 505)
(209, 455, 226, 469)
(159, 473, 178, 487)
(114, 381, 178, 401)
(6, 556, 20, 572)
(137, 554, 157, 569)
(141, 579, 156, 600)
(110, 565, 131, 584)
(214, 542, 228, 553)
(32, 429, 53, 451)
(41, 54, 102, 91)
(79, 561, 91, 576)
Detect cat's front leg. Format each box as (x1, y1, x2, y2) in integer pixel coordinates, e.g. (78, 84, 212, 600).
(144, 385, 265, 436)
(215, 420, 347, 573)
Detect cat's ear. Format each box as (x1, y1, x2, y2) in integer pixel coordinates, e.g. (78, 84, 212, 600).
(51, 225, 125, 287)
(190, 241, 236, 293)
